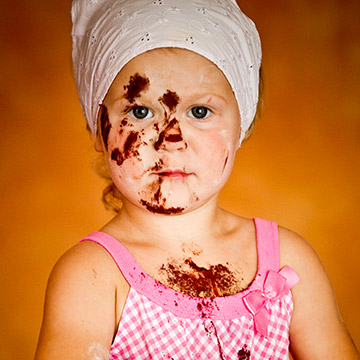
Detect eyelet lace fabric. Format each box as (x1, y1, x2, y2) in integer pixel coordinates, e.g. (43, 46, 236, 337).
(71, 0, 262, 144)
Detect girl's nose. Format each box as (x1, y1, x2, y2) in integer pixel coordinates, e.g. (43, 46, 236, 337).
(154, 118, 187, 151)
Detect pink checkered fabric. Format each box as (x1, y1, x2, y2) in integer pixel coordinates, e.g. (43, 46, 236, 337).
(81, 218, 299, 359)
(109, 288, 294, 359)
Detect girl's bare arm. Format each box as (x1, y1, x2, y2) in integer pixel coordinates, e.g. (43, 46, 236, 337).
(34, 241, 122, 360)
(279, 227, 359, 360)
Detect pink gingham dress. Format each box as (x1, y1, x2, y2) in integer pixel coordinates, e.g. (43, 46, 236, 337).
(82, 218, 299, 359)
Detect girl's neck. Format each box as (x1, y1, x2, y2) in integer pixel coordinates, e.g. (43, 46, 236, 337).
(105, 196, 228, 248)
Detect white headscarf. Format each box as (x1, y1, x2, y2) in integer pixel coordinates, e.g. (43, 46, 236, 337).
(72, 0, 261, 144)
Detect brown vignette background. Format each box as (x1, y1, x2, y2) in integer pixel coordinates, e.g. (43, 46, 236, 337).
(0, 0, 359, 358)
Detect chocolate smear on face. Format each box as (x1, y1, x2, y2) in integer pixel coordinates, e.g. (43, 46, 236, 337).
(154, 118, 183, 150)
(123, 131, 140, 160)
(153, 188, 161, 203)
(123, 73, 150, 103)
(148, 159, 164, 172)
(223, 155, 229, 172)
(159, 258, 242, 297)
(140, 200, 184, 215)
(192, 192, 200, 202)
(153, 178, 163, 204)
(165, 134, 183, 142)
(111, 148, 124, 166)
(158, 90, 180, 112)
(99, 104, 111, 151)
(111, 131, 140, 166)
(154, 131, 166, 151)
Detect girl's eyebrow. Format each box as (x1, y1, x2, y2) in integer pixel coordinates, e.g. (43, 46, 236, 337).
(110, 92, 229, 105)
(193, 93, 229, 104)
(110, 94, 137, 103)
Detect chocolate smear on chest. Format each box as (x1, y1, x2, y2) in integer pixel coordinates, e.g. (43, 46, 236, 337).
(123, 73, 150, 103)
(182, 242, 203, 256)
(99, 104, 111, 151)
(159, 257, 242, 298)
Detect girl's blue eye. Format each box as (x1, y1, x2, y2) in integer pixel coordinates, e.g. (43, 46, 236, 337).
(129, 106, 153, 119)
(187, 106, 211, 119)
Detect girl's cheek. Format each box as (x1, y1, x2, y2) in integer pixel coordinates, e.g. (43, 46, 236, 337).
(197, 129, 234, 179)
(107, 124, 145, 178)
(217, 129, 237, 175)
(110, 130, 140, 167)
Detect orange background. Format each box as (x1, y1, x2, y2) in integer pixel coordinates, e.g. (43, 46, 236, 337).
(0, 0, 359, 358)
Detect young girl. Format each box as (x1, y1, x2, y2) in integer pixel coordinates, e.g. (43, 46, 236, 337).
(35, 1, 359, 359)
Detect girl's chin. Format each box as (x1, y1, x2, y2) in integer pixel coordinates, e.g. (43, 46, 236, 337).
(139, 201, 187, 215)
(137, 195, 210, 216)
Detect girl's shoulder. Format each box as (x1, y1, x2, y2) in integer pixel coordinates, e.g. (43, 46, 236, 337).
(277, 225, 328, 294)
(277, 225, 359, 358)
(35, 240, 127, 359)
(52, 239, 120, 283)
(277, 225, 322, 272)
(46, 239, 128, 318)
(48, 239, 130, 304)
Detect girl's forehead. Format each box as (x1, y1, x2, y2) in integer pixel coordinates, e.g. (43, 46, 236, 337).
(111, 48, 232, 94)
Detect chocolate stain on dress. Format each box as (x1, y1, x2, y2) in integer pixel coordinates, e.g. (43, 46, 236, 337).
(211, 320, 226, 360)
(238, 345, 251, 360)
(123, 73, 150, 103)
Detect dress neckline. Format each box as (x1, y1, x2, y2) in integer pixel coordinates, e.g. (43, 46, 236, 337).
(82, 218, 279, 320)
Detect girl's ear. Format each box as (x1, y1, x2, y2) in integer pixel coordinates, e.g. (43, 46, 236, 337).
(94, 132, 104, 152)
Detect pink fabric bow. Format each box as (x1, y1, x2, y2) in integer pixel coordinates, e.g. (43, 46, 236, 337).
(243, 266, 299, 337)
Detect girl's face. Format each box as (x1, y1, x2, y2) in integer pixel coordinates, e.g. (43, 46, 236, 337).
(97, 48, 241, 215)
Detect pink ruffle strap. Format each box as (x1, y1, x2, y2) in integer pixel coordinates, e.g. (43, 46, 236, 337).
(243, 266, 300, 337)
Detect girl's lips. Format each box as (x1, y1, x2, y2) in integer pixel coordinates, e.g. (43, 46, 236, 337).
(155, 169, 192, 179)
